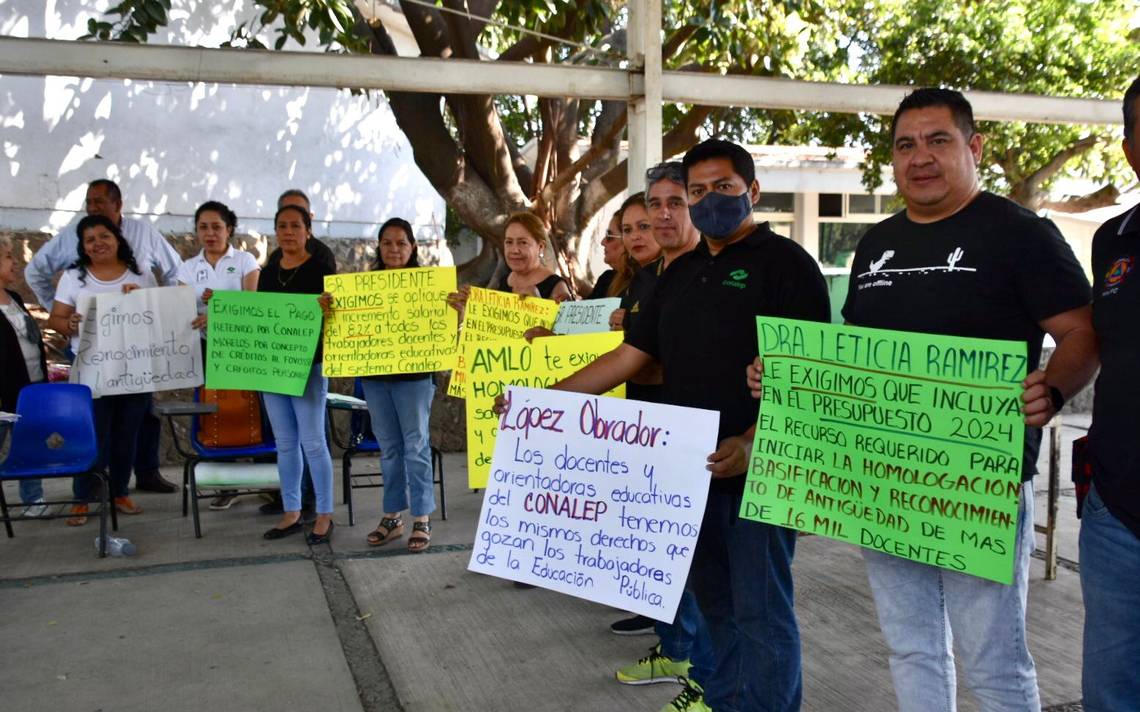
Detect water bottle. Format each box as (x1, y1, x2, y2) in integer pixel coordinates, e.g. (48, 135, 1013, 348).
(94, 535, 137, 557)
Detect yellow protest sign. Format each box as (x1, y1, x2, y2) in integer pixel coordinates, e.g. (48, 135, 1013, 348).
(322, 267, 458, 377)
(447, 287, 560, 399)
(465, 331, 625, 488)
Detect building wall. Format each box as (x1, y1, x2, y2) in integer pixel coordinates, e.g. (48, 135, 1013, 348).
(0, 1, 446, 243)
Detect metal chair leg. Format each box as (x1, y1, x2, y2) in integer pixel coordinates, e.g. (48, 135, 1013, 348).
(434, 448, 447, 521)
(181, 459, 191, 516)
(97, 471, 109, 557)
(190, 465, 203, 539)
(344, 450, 355, 526)
(0, 484, 13, 538)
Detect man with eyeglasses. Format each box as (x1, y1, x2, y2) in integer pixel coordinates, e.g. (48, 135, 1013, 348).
(610, 162, 716, 712)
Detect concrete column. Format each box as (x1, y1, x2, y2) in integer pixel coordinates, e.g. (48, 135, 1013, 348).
(793, 192, 820, 260)
(626, 0, 663, 190)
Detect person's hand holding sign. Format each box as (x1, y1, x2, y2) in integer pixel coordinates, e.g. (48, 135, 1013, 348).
(707, 433, 752, 479)
(746, 356, 764, 399)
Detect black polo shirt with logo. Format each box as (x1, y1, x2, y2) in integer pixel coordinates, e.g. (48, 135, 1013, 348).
(622, 257, 666, 403)
(623, 256, 666, 330)
(842, 191, 1092, 481)
(626, 224, 830, 494)
(1089, 204, 1140, 539)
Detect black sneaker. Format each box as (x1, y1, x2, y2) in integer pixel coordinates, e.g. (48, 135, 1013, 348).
(610, 614, 656, 636)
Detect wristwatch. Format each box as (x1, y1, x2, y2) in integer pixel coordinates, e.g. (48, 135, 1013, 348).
(1048, 385, 1065, 413)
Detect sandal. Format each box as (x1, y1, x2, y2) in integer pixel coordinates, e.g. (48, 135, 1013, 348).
(366, 517, 404, 546)
(66, 504, 89, 527)
(408, 520, 431, 553)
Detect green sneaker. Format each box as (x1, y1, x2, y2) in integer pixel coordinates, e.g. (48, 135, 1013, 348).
(615, 644, 691, 685)
(660, 677, 711, 712)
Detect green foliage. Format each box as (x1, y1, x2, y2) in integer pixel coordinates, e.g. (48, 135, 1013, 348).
(82, 0, 171, 42)
(82, 0, 1138, 206)
(819, 0, 1140, 197)
(222, 1, 367, 52)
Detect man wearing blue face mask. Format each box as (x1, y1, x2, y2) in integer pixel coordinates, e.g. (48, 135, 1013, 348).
(529, 139, 830, 710)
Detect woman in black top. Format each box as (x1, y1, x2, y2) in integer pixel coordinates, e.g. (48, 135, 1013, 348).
(259, 205, 337, 544)
(588, 213, 632, 300)
(447, 211, 574, 317)
(494, 212, 573, 301)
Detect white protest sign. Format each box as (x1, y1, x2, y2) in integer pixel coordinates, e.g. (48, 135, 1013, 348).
(468, 386, 718, 621)
(71, 286, 203, 398)
(552, 297, 622, 335)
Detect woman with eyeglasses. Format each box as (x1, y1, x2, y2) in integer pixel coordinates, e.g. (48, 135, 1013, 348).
(588, 213, 632, 299)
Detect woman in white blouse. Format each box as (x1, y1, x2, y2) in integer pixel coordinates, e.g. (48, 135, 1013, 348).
(177, 201, 260, 332)
(176, 201, 259, 510)
(47, 214, 156, 526)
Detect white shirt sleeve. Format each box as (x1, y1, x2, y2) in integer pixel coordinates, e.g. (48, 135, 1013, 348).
(238, 250, 260, 278)
(143, 223, 182, 286)
(24, 226, 79, 308)
(53, 269, 81, 308)
(175, 259, 195, 286)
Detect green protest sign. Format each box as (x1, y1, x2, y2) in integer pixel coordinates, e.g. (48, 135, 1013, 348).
(741, 317, 1027, 584)
(205, 290, 322, 396)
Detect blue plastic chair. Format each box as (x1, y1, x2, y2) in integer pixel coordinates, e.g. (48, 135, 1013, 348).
(0, 383, 115, 556)
(327, 378, 446, 527)
(161, 387, 277, 538)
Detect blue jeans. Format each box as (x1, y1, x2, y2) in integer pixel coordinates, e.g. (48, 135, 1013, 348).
(657, 588, 715, 689)
(19, 478, 43, 503)
(262, 363, 334, 514)
(75, 392, 151, 499)
(689, 489, 801, 712)
(863, 481, 1039, 712)
(2, 398, 42, 502)
(360, 377, 436, 517)
(1080, 482, 1140, 711)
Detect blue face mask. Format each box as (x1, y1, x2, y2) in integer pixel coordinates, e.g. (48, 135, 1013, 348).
(688, 191, 752, 240)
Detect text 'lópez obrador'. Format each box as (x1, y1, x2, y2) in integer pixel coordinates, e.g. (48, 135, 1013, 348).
(469, 386, 718, 622)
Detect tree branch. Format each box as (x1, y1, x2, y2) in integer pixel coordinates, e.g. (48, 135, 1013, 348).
(582, 99, 626, 182)
(577, 104, 716, 222)
(364, 18, 507, 241)
(397, 0, 529, 215)
(1042, 184, 1121, 213)
(537, 111, 628, 210)
(442, 0, 482, 59)
(662, 24, 698, 62)
(498, 35, 552, 62)
(1008, 135, 1102, 208)
(1023, 135, 1102, 193)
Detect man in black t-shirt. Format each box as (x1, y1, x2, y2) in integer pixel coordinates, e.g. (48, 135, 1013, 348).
(830, 89, 1094, 710)
(1080, 76, 1140, 712)
(527, 139, 829, 711)
(609, 163, 715, 711)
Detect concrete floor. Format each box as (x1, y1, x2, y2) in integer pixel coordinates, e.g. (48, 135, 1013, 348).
(0, 417, 1091, 711)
